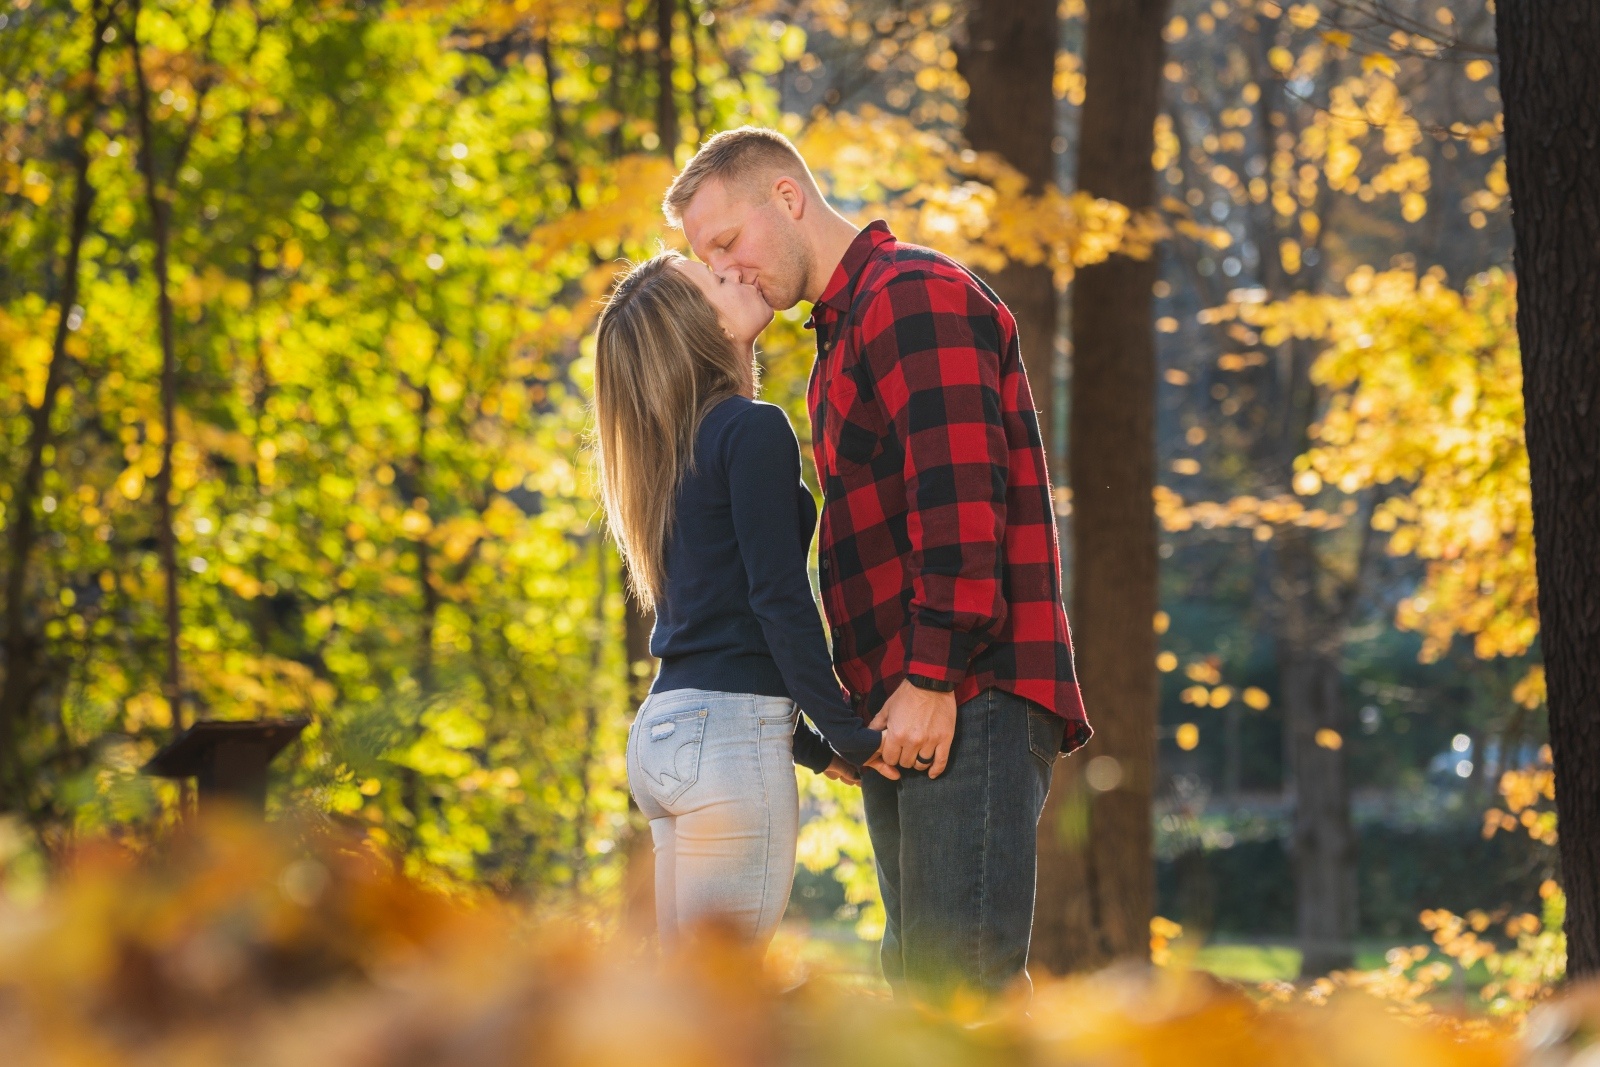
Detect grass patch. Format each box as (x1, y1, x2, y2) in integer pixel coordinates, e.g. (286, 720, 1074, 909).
(1192, 942, 1303, 983)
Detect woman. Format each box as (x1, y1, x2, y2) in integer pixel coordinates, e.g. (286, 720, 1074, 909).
(593, 251, 888, 950)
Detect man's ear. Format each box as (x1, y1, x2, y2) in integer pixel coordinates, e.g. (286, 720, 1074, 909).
(772, 175, 807, 220)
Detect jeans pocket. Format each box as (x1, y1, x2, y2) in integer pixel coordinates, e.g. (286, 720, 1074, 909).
(636, 705, 709, 807)
(755, 697, 798, 726)
(1026, 704, 1067, 771)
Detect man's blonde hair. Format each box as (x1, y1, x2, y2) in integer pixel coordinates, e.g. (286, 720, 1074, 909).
(663, 126, 818, 227)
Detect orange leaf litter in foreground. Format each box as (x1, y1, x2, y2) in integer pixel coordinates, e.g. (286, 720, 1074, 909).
(0, 812, 1573, 1066)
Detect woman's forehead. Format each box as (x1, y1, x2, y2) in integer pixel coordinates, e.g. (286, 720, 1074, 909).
(670, 256, 704, 274)
(669, 257, 712, 284)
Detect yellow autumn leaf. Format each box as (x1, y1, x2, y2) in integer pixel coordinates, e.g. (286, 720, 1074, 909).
(1361, 52, 1398, 77)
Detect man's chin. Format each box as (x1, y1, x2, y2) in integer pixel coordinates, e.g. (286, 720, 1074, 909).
(758, 283, 799, 312)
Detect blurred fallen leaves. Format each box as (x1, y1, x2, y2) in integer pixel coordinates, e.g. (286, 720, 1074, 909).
(0, 811, 1587, 1066)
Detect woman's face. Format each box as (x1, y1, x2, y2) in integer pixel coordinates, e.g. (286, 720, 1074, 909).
(672, 258, 773, 347)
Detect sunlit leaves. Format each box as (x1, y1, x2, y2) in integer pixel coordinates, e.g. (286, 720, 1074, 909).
(0, 0, 658, 884)
(1245, 268, 1535, 663)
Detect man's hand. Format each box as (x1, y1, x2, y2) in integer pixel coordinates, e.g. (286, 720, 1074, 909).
(822, 755, 861, 786)
(868, 680, 957, 778)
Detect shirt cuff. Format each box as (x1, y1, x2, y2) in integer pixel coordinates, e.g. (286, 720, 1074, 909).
(906, 673, 957, 693)
(905, 620, 982, 686)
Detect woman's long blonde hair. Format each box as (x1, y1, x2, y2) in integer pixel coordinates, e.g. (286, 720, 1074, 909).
(593, 252, 753, 610)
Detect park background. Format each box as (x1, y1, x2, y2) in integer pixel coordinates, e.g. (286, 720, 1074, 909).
(0, 0, 1588, 1056)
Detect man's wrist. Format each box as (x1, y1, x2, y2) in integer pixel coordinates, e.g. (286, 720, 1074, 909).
(905, 673, 957, 693)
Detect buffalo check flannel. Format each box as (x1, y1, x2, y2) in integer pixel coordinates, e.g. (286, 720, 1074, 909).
(805, 221, 1091, 752)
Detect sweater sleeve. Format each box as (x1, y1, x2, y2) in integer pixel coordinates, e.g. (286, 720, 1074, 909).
(726, 404, 882, 769)
(792, 717, 836, 775)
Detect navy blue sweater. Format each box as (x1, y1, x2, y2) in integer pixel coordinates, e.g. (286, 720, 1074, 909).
(650, 395, 881, 772)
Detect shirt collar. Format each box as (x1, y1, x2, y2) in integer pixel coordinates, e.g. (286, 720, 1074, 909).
(807, 220, 895, 327)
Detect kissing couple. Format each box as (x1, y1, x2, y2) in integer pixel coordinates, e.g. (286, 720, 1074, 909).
(592, 127, 1092, 1004)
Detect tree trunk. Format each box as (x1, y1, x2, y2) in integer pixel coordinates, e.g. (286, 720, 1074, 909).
(396, 371, 436, 840)
(1222, 700, 1242, 809)
(655, 0, 678, 156)
(1037, 0, 1169, 972)
(0, 1, 113, 805)
(620, 563, 655, 933)
(537, 34, 583, 209)
(1496, 0, 1600, 980)
(607, 11, 627, 158)
(574, 534, 606, 882)
(1277, 527, 1356, 975)
(684, 0, 705, 142)
(412, 380, 437, 693)
(130, 2, 186, 728)
(959, 0, 1060, 467)
(623, 581, 654, 705)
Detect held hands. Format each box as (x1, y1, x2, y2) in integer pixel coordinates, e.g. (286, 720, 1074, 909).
(820, 679, 957, 784)
(822, 754, 861, 785)
(838, 748, 902, 780)
(867, 679, 957, 778)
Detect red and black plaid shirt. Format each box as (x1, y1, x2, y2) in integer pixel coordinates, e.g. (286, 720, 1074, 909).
(806, 221, 1090, 751)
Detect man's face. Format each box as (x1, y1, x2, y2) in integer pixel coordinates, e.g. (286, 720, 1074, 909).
(680, 176, 810, 311)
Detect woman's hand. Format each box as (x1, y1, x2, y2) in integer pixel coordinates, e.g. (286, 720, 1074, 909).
(861, 752, 901, 780)
(822, 755, 862, 786)
(859, 734, 901, 781)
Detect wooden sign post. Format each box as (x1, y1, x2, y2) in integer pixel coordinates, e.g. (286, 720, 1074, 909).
(144, 718, 310, 813)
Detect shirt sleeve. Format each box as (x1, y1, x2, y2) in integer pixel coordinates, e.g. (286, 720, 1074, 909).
(792, 717, 836, 775)
(859, 272, 1010, 687)
(726, 403, 883, 768)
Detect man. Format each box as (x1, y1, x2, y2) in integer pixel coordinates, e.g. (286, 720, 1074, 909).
(663, 127, 1091, 1001)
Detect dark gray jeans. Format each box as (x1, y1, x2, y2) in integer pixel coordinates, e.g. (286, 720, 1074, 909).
(861, 686, 1065, 1002)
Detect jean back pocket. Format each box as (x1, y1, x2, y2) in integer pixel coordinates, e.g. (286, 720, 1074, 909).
(637, 706, 709, 807)
(1027, 704, 1067, 770)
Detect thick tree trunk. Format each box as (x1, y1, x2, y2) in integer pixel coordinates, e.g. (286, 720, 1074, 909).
(0, 3, 113, 805)
(1277, 527, 1356, 975)
(1036, 0, 1169, 972)
(1270, 427, 1361, 978)
(1496, 0, 1600, 980)
(959, 0, 1060, 466)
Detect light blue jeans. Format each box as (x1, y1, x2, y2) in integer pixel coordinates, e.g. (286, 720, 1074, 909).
(626, 688, 800, 949)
